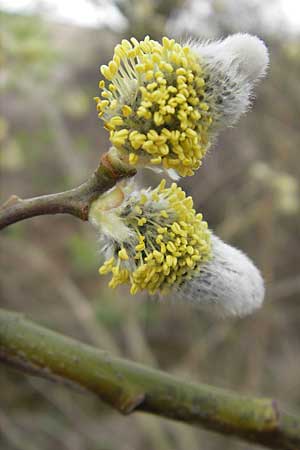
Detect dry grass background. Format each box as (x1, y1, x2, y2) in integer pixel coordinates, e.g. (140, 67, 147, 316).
(1, 2, 300, 449)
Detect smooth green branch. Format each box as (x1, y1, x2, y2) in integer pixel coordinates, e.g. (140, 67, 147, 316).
(0, 150, 136, 230)
(0, 308, 299, 450)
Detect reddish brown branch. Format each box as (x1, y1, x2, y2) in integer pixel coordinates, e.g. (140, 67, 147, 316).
(0, 155, 136, 230)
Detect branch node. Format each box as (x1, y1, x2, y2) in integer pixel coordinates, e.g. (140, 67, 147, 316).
(100, 152, 120, 179)
(1, 195, 22, 210)
(100, 147, 137, 180)
(119, 392, 146, 415)
(80, 204, 90, 221)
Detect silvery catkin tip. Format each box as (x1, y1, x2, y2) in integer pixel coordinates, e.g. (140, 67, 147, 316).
(173, 234, 265, 317)
(190, 33, 269, 131)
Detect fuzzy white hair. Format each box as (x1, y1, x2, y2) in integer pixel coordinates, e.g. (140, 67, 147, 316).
(189, 33, 269, 131)
(173, 234, 265, 317)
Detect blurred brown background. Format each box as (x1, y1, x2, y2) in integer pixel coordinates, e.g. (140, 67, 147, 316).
(1, 1, 300, 449)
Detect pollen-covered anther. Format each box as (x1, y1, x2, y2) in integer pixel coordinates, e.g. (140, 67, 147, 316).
(96, 36, 215, 177)
(118, 248, 129, 260)
(92, 180, 212, 296)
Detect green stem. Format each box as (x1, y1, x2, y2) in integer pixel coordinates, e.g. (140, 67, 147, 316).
(0, 308, 299, 450)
